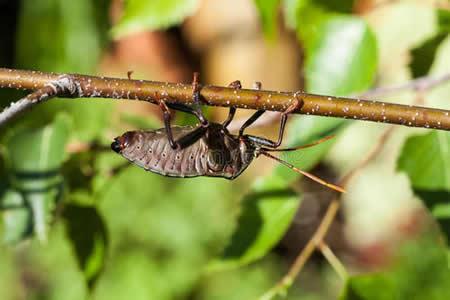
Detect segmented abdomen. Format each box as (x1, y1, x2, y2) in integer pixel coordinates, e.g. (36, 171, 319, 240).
(119, 126, 210, 177)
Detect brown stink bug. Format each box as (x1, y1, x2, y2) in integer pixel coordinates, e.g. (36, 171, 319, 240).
(111, 73, 345, 193)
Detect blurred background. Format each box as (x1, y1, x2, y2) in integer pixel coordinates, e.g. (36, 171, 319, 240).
(0, 0, 449, 299)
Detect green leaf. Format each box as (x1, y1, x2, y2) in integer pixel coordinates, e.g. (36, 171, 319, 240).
(397, 131, 450, 241)
(208, 176, 301, 271)
(340, 235, 450, 300)
(112, 0, 200, 39)
(304, 16, 378, 95)
(253, 0, 281, 39)
(3, 114, 72, 242)
(397, 131, 450, 191)
(63, 202, 108, 289)
(409, 9, 450, 78)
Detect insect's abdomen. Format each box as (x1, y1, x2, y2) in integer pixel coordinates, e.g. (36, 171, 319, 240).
(113, 126, 210, 177)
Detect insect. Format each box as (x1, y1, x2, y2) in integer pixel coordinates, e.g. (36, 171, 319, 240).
(111, 73, 345, 193)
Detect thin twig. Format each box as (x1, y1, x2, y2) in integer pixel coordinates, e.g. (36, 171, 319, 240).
(358, 72, 450, 98)
(317, 241, 349, 280)
(0, 68, 449, 131)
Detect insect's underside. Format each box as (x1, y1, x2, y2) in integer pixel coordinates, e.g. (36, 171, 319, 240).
(111, 73, 345, 193)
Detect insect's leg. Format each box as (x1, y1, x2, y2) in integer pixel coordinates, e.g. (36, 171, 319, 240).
(237, 81, 265, 136)
(154, 92, 180, 150)
(250, 94, 304, 148)
(192, 72, 209, 126)
(222, 80, 241, 128)
(166, 102, 197, 115)
(175, 125, 208, 149)
(238, 110, 265, 137)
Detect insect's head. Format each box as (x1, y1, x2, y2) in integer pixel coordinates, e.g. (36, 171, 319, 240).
(111, 131, 136, 153)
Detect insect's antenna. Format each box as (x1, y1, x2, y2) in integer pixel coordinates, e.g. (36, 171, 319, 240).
(260, 151, 346, 193)
(261, 135, 335, 152)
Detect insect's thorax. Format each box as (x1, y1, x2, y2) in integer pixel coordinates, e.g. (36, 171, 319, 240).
(115, 124, 256, 179)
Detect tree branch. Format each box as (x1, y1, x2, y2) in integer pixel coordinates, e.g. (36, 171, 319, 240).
(0, 68, 449, 131)
(0, 74, 82, 128)
(229, 72, 450, 131)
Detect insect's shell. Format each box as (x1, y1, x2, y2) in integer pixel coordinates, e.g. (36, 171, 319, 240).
(111, 124, 255, 179)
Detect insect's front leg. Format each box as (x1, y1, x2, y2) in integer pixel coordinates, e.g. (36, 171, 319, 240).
(222, 80, 242, 128)
(237, 81, 265, 136)
(247, 92, 304, 148)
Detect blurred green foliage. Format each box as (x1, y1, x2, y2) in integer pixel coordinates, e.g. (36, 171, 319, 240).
(397, 131, 450, 242)
(0, 0, 449, 300)
(340, 235, 450, 300)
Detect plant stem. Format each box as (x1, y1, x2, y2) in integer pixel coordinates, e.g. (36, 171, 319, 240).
(317, 241, 349, 280)
(1, 68, 449, 131)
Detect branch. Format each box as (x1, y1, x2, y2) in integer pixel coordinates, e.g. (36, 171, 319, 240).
(0, 68, 449, 131)
(0, 74, 82, 128)
(229, 72, 450, 131)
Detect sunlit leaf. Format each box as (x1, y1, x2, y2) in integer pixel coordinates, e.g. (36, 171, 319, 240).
(397, 130, 450, 241)
(305, 16, 377, 95)
(112, 0, 200, 38)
